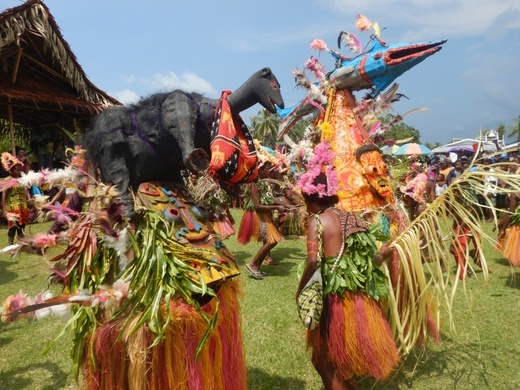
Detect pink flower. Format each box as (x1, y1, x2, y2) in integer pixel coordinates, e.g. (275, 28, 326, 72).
(297, 140, 338, 197)
(340, 32, 362, 54)
(33, 232, 58, 248)
(304, 57, 327, 81)
(5, 212, 19, 222)
(309, 38, 329, 53)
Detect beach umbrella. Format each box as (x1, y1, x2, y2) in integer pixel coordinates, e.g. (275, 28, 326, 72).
(448, 146, 474, 154)
(380, 144, 400, 155)
(394, 143, 432, 155)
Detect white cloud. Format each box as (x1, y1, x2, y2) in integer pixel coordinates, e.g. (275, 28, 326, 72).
(111, 89, 140, 105)
(486, 7, 520, 41)
(111, 71, 218, 105)
(148, 72, 217, 95)
(322, 0, 520, 39)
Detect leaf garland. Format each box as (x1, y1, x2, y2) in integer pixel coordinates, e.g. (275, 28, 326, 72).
(322, 223, 390, 300)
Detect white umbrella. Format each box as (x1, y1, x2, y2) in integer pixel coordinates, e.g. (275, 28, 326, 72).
(380, 144, 399, 155)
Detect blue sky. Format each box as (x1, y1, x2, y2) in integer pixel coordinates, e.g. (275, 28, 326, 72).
(12, 0, 520, 145)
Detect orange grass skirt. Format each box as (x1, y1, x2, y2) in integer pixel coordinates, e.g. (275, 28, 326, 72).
(237, 210, 283, 244)
(83, 280, 246, 390)
(499, 226, 520, 266)
(307, 291, 400, 380)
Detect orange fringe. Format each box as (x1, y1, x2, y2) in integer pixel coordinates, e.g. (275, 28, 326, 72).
(500, 226, 520, 266)
(238, 210, 283, 244)
(83, 280, 246, 390)
(307, 292, 400, 381)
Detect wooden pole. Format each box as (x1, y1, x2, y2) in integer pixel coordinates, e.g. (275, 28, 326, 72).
(7, 100, 16, 155)
(7, 48, 23, 156)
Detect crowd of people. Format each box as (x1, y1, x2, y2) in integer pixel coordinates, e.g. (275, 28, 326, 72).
(0, 146, 82, 245)
(3, 140, 520, 390)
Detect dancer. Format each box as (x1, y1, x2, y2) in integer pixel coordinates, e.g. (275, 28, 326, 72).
(15, 146, 32, 174)
(1, 153, 30, 245)
(497, 189, 520, 266)
(297, 172, 398, 389)
(239, 159, 289, 279)
(448, 184, 484, 279)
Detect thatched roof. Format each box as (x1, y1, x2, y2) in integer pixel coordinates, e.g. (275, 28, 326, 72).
(0, 0, 122, 132)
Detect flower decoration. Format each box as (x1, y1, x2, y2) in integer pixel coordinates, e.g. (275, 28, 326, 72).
(5, 212, 19, 223)
(318, 122, 334, 144)
(338, 31, 362, 54)
(304, 57, 327, 82)
(356, 14, 372, 31)
(297, 140, 338, 197)
(68, 145, 88, 173)
(309, 38, 329, 54)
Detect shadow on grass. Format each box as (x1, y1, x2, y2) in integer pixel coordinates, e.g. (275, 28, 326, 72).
(247, 367, 307, 389)
(0, 258, 18, 284)
(233, 245, 305, 279)
(375, 336, 502, 389)
(495, 257, 512, 267)
(0, 334, 14, 348)
(0, 362, 70, 390)
(505, 271, 520, 289)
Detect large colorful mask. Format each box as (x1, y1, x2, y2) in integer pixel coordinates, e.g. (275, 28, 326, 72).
(355, 144, 394, 203)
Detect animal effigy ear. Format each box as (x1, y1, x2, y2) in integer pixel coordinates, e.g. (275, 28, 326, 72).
(261, 67, 271, 76)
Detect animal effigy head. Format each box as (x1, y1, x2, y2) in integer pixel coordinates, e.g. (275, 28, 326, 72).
(245, 67, 284, 113)
(329, 37, 446, 96)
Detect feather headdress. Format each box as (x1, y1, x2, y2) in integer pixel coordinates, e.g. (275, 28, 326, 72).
(1, 152, 22, 172)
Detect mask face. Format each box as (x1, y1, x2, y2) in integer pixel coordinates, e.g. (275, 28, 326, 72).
(358, 150, 393, 200)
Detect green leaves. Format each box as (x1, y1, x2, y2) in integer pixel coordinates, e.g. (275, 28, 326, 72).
(115, 210, 218, 350)
(323, 224, 389, 300)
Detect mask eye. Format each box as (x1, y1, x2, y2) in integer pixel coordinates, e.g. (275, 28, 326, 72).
(270, 80, 280, 91)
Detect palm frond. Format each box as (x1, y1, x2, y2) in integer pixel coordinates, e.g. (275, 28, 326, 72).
(386, 162, 519, 353)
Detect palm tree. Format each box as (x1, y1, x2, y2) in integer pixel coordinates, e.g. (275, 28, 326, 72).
(507, 116, 520, 142)
(250, 109, 280, 148)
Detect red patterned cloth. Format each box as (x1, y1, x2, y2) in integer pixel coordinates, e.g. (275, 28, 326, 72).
(208, 90, 258, 184)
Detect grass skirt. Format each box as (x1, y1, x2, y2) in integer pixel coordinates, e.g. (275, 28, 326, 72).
(237, 210, 283, 245)
(307, 292, 400, 380)
(83, 280, 246, 390)
(499, 226, 520, 266)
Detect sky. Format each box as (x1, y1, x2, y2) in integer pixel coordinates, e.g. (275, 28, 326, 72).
(6, 0, 520, 145)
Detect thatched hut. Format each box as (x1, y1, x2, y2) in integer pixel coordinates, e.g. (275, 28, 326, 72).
(0, 0, 121, 161)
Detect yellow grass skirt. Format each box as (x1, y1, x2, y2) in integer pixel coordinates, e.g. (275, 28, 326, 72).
(83, 280, 246, 390)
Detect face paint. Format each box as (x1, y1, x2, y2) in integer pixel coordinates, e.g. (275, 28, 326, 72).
(358, 150, 393, 199)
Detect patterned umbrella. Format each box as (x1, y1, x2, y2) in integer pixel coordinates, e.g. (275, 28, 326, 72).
(380, 144, 399, 155)
(394, 143, 432, 155)
(448, 146, 474, 153)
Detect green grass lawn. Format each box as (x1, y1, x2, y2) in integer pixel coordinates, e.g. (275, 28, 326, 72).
(1, 212, 520, 389)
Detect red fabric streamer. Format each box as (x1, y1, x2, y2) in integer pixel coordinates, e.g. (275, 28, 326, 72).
(208, 90, 258, 184)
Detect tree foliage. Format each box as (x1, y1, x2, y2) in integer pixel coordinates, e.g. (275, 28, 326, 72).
(380, 114, 421, 143)
(507, 116, 520, 141)
(424, 141, 441, 150)
(249, 111, 314, 148)
(250, 109, 280, 148)
(0, 120, 30, 154)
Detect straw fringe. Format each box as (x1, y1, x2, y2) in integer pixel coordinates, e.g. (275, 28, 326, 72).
(386, 162, 520, 353)
(237, 210, 254, 244)
(83, 281, 245, 390)
(500, 226, 520, 266)
(308, 292, 399, 381)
